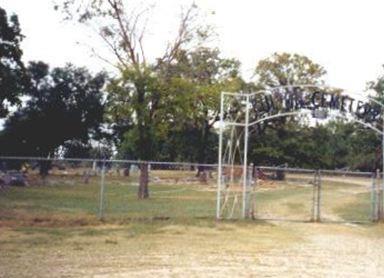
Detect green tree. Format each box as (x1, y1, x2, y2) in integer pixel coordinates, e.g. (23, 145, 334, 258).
(254, 52, 326, 88)
(106, 66, 167, 161)
(157, 47, 245, 173)
(0, 62, 106, 163)
(252, 52, 327, 123)
(0, 7, 28, 117)
(250, 118, 381, 171)
(368, 65, 384, 101)
(59, 0, 213, 198)
(250, 123, 316, 168)
(250, 53, 328, 165)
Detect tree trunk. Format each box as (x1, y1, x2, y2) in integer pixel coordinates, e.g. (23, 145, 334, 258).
(138, 162, 149, 199)
(123, 163, 130, 177)
(135, 79, 150, 199)
(39, 160, 51, 178)
(196, 119, 210, 181)
(196, 165, 205, 177)
(39, 160, 51, 185)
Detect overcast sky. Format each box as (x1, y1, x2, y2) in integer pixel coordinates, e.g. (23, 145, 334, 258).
(3, 0, 384, 93)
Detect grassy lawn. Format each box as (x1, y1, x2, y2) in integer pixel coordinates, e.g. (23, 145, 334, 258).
(0, 172, 380, 277)
(321, 180, 372, 222)
(0, 180, 217, 225)
(0, 174, 295, 276)
(0, 220, 302, 277)
(0, 172, 374, 224)
(255, 186, 314, 221)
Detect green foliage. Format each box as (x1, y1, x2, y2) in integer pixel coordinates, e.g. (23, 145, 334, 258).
(250, 119, 380, 171)
(368, 65, 384, 101)
(0, 5, 383, 173)
(0, 62, 106, 157)
(107, 47, 245, 164)
(61, 140, 92, 158)
(107, 66, 168, 160)
(254, 52, 326, 88)
(156, 47, 245, 163)
(250, 53, 329, 134)
(0, 7, 28, 117)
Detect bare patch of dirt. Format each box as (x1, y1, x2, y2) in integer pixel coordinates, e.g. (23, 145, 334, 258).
(88, 223, 384, 277)
(2, 222, 384, 277)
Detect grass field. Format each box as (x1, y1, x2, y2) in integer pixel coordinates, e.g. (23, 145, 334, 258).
(1, 171, 383, 277)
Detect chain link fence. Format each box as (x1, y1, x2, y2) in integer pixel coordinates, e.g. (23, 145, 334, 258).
(254, 166, 381, 223)
(0, 156, 382, 223)
(100, 161, 218, 220)
(0, 157, 217, 223)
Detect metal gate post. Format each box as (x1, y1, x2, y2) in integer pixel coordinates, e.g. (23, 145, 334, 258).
(216, 92, 225, 220)
(376, 169, 382, 221)
(311, 170, 321, 222)
(381, 170, 384, 221)
(311, 171, 317, 222)
(98, 162, 106, 220)
(252, 165, 258, 219)
(382, 120, 384, 220)
(242, 94, 250, 219)
(371, 172, 377, 221)
(316, 170, 321, 222)
(245, 163, 253, 218)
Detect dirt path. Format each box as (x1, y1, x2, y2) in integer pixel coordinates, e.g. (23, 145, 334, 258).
(2, 222, 384, 277)
(256, 233, 384, 277)
(91, 223, 384, 277)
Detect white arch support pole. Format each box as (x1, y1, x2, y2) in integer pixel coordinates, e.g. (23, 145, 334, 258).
(216, 87, 384, 220)
(382, 114, 384, 221)
(216, 92, 225, 219)
(242, 94, 250, 218)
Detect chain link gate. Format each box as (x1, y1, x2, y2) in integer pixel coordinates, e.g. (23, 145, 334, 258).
(253, 166, 316, 221)
(251, 166, 381, 223)
(320, 170, 376, 223)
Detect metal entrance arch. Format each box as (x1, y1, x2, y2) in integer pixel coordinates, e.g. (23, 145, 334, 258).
(216, 86, 384, 220)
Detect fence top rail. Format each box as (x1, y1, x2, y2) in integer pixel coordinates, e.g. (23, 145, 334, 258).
(257, 166, 316, 173)
(0, 156, 218, 168)
(0, 156, 377, 176)
(257, 166, 373, 176)
(320, 169, 373, 176)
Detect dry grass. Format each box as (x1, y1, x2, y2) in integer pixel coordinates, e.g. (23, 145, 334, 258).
(2, 221, 384, 277)
(0, 172, 382, 277)
(0, 221, 297, 277)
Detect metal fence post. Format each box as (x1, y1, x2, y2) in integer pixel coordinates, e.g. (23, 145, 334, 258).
(382, 120, 384, 220)
(242, 94, 250, 219)
(381, 170, 384, 221)
(311, 171, 317, 222)
(216, 92, 225, 220)
(98, 162, 106, 220)
(371, 172, 377, 221)
(377, 169, 382, 221)
(316, 170, 321, 222)
(252, 164, 257, 219)
(245, 164, 254, 218)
